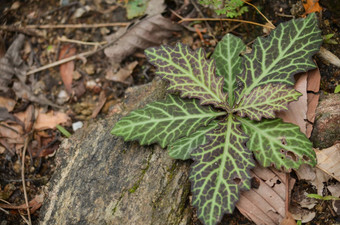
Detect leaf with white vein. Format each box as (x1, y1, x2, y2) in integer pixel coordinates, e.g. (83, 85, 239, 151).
(111, 95, 226, 148)
(212, 34, 246, 105)
(239, 117, 316, 171)
(145, 43, 229, 110)
(190, 115, 255, 225)
(168, 120, 218, 160)
(234, 83, 302, 121)
(235, 13, 322, 102)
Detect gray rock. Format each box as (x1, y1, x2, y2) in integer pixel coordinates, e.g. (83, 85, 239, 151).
(310, 93, 340, 149)
(40, 79, 192, 225)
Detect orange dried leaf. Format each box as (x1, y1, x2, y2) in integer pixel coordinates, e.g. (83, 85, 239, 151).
(302, 0, 322, 15)
(34, 109, 71, 130)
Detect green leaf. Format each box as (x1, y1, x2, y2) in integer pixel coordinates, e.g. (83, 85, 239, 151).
(190, 115, 255, 225)
(212, 34, 246, 105)
(56, 125, 71, 138)
(307, 193, 340, 201)
(168, 120, 218, 160)
(145, 43, 229, 110)
(239, 117, 316, 171)
(126, 0, 148, 19)
(334, 84, 340, 93)
(111, 95, 226, 148)
(234, 84, 302, 121)
(236, 13, 322, 102)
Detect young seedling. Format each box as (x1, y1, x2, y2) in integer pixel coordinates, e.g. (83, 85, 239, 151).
(111, 14, 322, 225)
(198, 0, 248, 18)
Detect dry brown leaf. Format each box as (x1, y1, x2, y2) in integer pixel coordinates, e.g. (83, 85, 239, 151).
(59, 45, 76, 94)
(277, 73, 308, 134)
(0, 96, 16, 112)
(12, 81, 60, 108)
(0, 34, 25, 92)
(302, 0, 322, 15)
(104, 14, 181, 64)
(0, 107, 22, 126)
(237, 165, 295, 225)
(306, 68, 321, 137)
(290, 206, 316, 223)
(315, 143, 340, 181)
(0, 193, 44, 214)
(91, 90, 107, 118)
(280, 212, 297, 225)
(327, 183, 340, 215)
(105, 61, 138, 84)
(296, 144, 340, 196)
(34, 108, 71, 130)
(277, 68, 321, 138)
(0, 123, 23, 139)
(14, 104, 35, 132)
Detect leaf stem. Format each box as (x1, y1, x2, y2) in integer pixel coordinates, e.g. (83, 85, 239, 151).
(178, 18, 274, 30)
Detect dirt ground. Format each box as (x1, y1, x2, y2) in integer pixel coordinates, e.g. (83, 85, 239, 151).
(0, 0, 339, 224)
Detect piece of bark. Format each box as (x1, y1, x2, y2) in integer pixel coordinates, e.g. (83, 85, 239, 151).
(40, 79, 192, 225)
(310, 93, 340, 148)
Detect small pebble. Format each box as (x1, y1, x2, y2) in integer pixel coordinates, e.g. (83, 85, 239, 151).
(72, 121, 83, 131)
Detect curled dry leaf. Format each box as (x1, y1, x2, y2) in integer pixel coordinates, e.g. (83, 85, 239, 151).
(0, 34, 25, 92)
(105, 61, 138, 84)
(0, 193, 44, 214)
(236, 165, 295, 225)
(104, 14, 181, 64)
(91, 90, 107, 118)
(34, 108, 71, 130)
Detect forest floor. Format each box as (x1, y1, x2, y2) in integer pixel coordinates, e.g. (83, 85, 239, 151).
(0, 0, 339, 224)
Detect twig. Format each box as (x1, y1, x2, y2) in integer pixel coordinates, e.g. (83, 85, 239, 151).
(179, 17, 275, 29)
(0, 22, 129, 30)
(57, 36, 107, 46)
(0, 206, 9, 214)
(21, 136, 32, 225)
(275, 12, 294, 18)
(26, 49, 95, 75)
(26, 23, 130, 75)
(0, 26, 44, 37)
(241, 0, 275, 28)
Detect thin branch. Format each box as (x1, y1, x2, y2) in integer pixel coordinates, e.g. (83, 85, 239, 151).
(241, 0, 275, 28)
(0, 22, 129, 30)
(26, 24, 130, 76)
(57, 36, 107, 46)
(0, 26, 44, 37)
(0, 206, 9, 214)
(26, 49, 95, 75)
(21, 136, 31, 225)
(179, 17, 275, 29)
